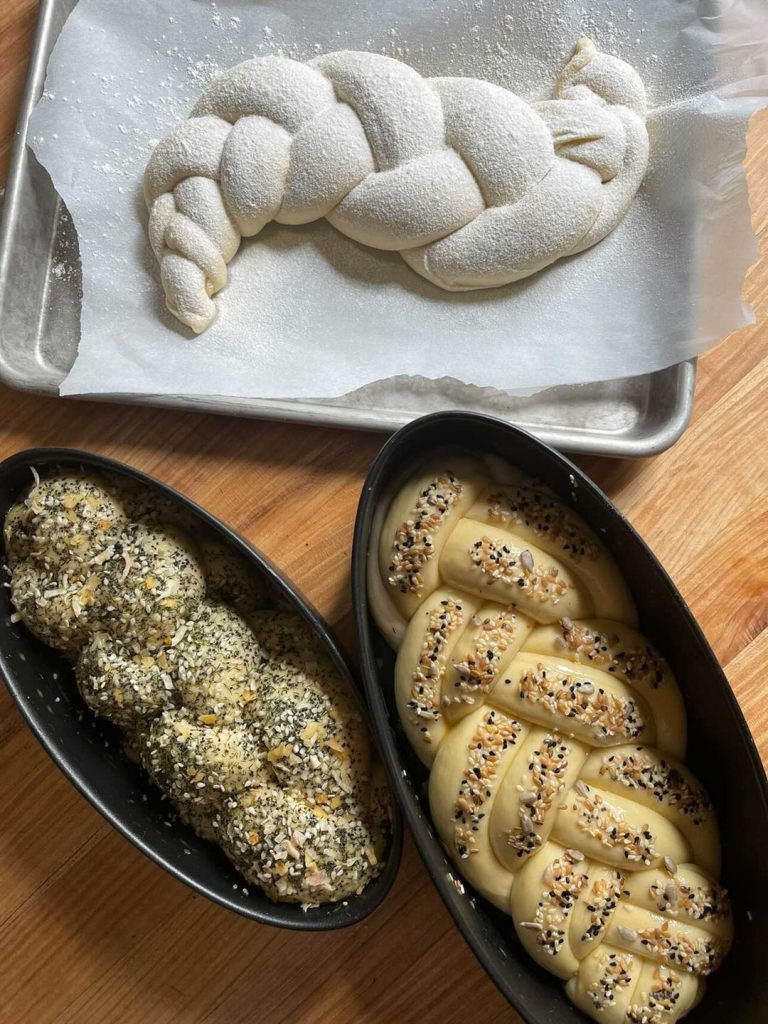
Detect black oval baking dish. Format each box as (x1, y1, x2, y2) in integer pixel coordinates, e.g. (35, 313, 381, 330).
(352, 411, 768, 1022)
(0, 447, 402, 930)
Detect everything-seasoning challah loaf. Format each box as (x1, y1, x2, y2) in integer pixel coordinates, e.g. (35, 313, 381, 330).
(369, 458, 732, 1023)
(4, 470, 388, 905)
(144, 38, 649, 333)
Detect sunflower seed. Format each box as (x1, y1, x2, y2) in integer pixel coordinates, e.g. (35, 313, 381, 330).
(566, 848, 585, 862)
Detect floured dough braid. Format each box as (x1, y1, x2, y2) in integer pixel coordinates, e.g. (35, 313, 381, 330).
(144, 38, 649, 333)
(370, 459, 732, 1024)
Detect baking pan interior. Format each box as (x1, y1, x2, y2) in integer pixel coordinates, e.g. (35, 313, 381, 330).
(0, 446, 402, 930)
(352, 410, 767, 1023)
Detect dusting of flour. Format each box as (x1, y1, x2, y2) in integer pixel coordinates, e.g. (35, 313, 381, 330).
(26, 0, 766, 405)
(36, 0, 674, 294)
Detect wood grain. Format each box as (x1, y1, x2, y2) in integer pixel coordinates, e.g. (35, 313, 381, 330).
(0, 0, 37, 183)
(0, 6, 767, 1023)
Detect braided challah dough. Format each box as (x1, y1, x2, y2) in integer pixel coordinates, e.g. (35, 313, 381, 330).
(5, 471, 389, 905)
(144, 38, 649, 333)
(369, 459, 732, 1023)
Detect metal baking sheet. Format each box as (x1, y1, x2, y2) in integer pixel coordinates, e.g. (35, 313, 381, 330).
(0, 0, 696, 458)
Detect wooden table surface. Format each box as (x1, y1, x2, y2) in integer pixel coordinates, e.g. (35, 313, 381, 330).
(1, 5, 767, 1023)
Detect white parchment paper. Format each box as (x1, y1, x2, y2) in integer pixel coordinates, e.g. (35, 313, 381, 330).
(28, 0, 768, 401)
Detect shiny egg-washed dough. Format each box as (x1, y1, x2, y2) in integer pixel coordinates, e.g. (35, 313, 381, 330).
(370, 460, 732, 1023)
(144, 38, 649, 333)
